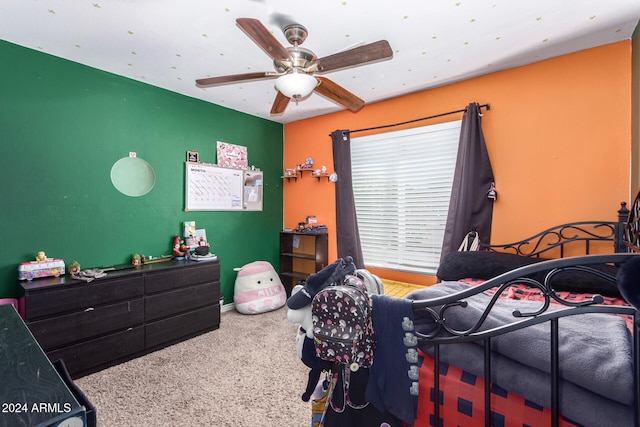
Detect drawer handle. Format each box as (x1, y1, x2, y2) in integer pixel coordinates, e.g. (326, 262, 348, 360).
(84, 307, 95, 312)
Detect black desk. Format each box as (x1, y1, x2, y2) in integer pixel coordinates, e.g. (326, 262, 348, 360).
(0, 304, 88, 427)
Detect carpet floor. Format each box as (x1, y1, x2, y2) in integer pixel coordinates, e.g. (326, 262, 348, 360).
(74, 282, 421, 426)
(75, 307, 310, 426)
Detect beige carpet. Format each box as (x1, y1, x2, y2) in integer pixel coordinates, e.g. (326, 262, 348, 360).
(75, 306, 311, 427)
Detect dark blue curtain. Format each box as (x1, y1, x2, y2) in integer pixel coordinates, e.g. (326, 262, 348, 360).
(330, 102, 494, 269)
(440, 102, 496, 261)
(331, 130, 365, 268)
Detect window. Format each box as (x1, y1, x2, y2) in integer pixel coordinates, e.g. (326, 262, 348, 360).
(350, 120, 461, 275)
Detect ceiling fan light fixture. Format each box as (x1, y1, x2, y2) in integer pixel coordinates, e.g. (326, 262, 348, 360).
(275, 72, 317, 100)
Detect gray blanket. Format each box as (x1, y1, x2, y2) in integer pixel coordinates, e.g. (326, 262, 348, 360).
(407, 281, 634, 427)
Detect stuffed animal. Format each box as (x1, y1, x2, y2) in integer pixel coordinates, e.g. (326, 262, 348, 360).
(233, 261, 286, 314)
(287, 284, 314, 341)
(287, 284, 332, 401)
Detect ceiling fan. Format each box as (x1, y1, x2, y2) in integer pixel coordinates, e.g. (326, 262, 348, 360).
(195, 18, 393, 115)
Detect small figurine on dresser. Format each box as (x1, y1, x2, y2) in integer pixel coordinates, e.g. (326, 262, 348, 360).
(131, 254, 141, 265)
(172, 235, 191, 259)
(18, 251, 65, 281)
(68, 260, 81, 275)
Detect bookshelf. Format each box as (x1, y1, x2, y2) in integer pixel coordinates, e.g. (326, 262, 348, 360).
(279, 231, 328, 296)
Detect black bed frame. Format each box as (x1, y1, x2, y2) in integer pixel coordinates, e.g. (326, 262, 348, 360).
(480, 201, 630, 256)
(412, 201, 639, 427)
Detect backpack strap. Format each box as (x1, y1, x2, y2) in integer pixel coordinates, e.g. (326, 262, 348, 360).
(328, 366, 370, 413)
(355, 269, 385, 295)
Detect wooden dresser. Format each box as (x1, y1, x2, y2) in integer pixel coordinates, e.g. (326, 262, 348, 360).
(19, 259, 221, 378)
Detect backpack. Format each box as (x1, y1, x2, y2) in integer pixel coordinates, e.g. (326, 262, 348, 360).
(311, 275, 375, 372)
(354, 269, 384, 295)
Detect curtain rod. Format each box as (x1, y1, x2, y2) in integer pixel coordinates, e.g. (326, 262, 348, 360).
(338, 103, 490, 136)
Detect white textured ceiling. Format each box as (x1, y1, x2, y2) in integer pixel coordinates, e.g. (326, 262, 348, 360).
(1, 0, 640, 124)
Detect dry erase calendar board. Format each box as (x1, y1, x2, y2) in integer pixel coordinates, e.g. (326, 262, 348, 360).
(185, 162, 244, 211)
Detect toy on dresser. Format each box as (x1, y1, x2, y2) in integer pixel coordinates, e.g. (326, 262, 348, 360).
(18, 251, 65, 281)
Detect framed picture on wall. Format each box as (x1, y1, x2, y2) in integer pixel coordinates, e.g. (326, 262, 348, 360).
(217, 141, 247, 169)
(187, 150, 199, 163)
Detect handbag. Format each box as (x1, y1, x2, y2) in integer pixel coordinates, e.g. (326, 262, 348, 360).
(458, 230, 481, 251)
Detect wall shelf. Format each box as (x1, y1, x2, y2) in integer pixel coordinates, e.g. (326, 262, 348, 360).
(281, 168, 332, 182)
(313, 173, 331, 181)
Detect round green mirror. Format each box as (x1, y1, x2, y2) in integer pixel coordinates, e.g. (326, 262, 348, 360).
(110, 157, 156, 197)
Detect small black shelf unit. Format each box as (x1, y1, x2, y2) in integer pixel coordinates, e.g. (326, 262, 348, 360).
(279, 231, 328, 296)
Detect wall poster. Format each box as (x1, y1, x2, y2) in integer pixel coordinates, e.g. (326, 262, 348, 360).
(216, 141, 248, 169)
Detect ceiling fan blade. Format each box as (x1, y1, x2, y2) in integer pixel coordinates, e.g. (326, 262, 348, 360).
(316, 40, 393, 74)
(270, 92, 290, 115)
(236, 18, 291, 61)
(196, 72, 277, 88)
(314, 77, 364, 112)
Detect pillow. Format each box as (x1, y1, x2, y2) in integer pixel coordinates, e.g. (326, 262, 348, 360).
(550, 264, 620, 297)
(437, 251, 545, 281)
(437, 251, 621, 298)
(617, 256, 640, 309)
(233, 261, 287, 314)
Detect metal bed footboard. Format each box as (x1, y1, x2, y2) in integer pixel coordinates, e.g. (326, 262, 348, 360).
(412, 253, 640, 427)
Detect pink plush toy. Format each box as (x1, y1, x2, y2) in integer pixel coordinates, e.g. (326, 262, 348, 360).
(233, 261, 286, 314)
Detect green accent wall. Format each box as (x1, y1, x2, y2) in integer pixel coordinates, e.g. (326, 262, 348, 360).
(0, 41, 283, 303)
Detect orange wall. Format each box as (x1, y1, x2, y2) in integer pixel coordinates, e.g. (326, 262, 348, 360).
(283, 41, 633, 285)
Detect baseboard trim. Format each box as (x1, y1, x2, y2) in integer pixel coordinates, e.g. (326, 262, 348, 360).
(221, 302, 235, 313)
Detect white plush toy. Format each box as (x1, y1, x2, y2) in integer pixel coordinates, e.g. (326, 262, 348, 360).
(287, 284, 332, 401)
(287, 284, 314, 358)
(233, 261, 286, 314)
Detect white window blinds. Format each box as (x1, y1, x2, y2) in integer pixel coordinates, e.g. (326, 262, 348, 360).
(350, 120, 462, 275)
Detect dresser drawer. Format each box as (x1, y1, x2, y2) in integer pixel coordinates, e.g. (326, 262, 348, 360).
(20, 260, 222, 379)
(47, 326, 145, 378)
(145, 261, 220, 294)
(28, 298, 144, 351)
(145, 304, 220, 349)
(23, 276, 144, 320)
(145, 282, 220, 322)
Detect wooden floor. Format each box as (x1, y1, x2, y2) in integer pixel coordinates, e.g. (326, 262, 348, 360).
(382, 279, 425, 298)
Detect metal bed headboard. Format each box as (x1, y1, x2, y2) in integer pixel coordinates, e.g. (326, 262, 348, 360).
(480, 202, 630, 257)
